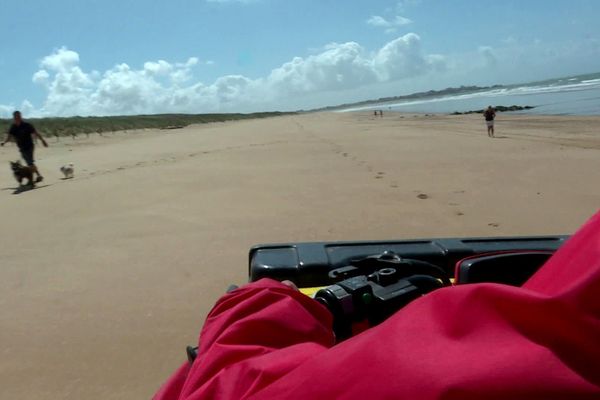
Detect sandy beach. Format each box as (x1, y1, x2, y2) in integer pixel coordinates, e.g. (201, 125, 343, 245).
(1, 112, 599, 399)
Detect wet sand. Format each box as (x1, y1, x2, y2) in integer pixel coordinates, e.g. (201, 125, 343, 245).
(1, 112, 599, 399)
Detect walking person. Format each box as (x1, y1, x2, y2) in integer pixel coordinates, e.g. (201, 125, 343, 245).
(1, 111, 48, 182)
(484, 106, 496, 138)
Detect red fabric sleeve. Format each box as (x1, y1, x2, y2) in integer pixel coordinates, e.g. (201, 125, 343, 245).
(155, 212, 600, 400)
(153, 279, 334, 400)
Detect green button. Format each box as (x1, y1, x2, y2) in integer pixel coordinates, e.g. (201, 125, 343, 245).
(362, 293, 374, 304)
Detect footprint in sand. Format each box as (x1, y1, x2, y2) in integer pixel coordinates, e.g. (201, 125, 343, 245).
(417, 193, 429, 200)
(488, 222, 500, 228)
(455, 211, 465, 216)
(375, 172, 385, 179)
(342, 152, 348, 157)
(390, 184, 399, 188)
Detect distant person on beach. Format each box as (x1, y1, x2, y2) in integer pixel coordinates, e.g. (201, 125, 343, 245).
(1, 111, 48, 182)
(484, 106, 496, 137)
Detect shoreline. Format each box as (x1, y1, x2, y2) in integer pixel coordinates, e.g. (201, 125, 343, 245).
(340, 108, 600, 117)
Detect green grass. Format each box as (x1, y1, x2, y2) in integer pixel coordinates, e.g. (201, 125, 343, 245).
(0, 112, 292, 139)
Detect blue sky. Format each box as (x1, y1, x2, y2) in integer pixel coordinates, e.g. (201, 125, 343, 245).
(1, 0, 599, 116)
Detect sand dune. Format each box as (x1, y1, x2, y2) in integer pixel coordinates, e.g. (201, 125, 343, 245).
(1, 112, 599, 399)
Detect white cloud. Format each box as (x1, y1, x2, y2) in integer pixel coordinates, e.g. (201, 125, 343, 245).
(143, 60, 173, 75)
(266, 42, 378, 95)
(367, 15, 412, 33)
(40, 47, 80, 71)
(374, 34, 440, 79)
(18, 34, 444, 116)
(367, 16, 391, 28)
(478, 46, 498, 67)
(0, 100, 35, 118)
(0, 104, 13, 118)
(32, 69, 50, 85)
(20, 100, 35, 115)
(31, 47, 96, 116)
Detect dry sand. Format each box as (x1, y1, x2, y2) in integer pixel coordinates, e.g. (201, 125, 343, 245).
(1, 112, 599, 399)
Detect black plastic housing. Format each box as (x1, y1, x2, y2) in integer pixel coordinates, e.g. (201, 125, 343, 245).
(249, 236, 568, 287)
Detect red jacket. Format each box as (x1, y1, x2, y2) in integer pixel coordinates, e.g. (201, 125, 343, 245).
(154, 212, 600, 399)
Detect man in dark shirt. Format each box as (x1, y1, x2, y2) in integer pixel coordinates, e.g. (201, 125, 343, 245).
(1, 110, 48, 182)
(484, 106, 496, 138)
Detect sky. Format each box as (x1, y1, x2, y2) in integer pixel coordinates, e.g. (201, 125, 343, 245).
(0, 0, 599, 117)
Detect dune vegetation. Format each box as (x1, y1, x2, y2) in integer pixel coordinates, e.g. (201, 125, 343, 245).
(0, 112, 291, 140)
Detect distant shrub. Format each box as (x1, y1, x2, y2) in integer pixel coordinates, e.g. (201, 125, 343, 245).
(0, 112, 291, 138)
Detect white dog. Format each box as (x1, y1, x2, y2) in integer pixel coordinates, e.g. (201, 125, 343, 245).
(60, 163, 75, 179)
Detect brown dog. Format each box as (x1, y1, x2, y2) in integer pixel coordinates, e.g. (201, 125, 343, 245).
(10, 161, 34, 187)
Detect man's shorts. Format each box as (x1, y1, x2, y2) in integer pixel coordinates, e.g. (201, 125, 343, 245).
(486, 120, 494, 128)
(20, 147, 35, 166)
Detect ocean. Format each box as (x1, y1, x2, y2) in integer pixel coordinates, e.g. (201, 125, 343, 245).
(341, 72, 600, 116)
